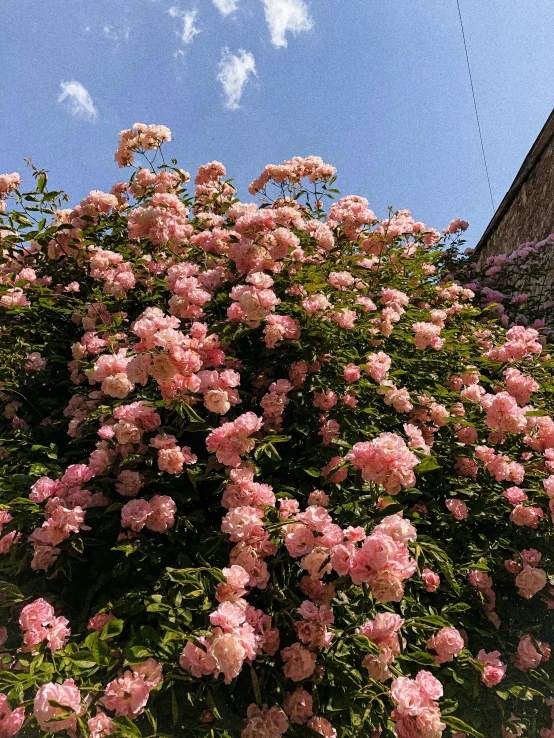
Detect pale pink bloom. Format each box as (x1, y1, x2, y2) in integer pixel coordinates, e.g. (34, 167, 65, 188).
(88, 712, 117, 738)
(365, 351, 392, 382)
(25, 352, 47, 371)
(343, 363, 360, 383)
(19, 598, 55, 631)
(331, 309, 357, 330)
(0, 693, 25, 738)
(34, 679, 82, 733)
(132, 659, 163, 687)
(158, 446, 197, 474)
(121, 499, 152, 531)
(180, 638, 217, 678)
(445, 498, 468, 520)
(210, 602, 247, 632)
(281, 642, 317, 682)
(443, 218, 469, 233)
(422, 568, 440, 592)
(46, 616, 70, 653)
(426, 627, 464, 664)
(29, 477, 64, 503)
(503, 487, 527, 505)
(513, 634, 551, 671)
(476, 650, 506, 687)
(88, 612, 115, 631)
(284, 524, 316, 558)
(307, 716, 337, 738)
(0, 172, 21, 194)
(145, 495, 177, 532)
(510, 504, 543, 528)
(102, 671, 151, 718)
(412, 322, 442, 350)
(346, 433, 418, 494)
(115, 470, 143, 497)
(209, 628, 257, 684)
(308, 490, 330, 507)
(283, 687, 313, 724)
(241, 704, 289, 738)
(373, 514, 416, 544)
(515, 566, 547, 599)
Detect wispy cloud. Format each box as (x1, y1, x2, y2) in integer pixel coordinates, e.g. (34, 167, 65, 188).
(212, 0, 239, 16)
(58, 81, 98, 122)
(169, 6, 201, 44)
(103, 25, 131, 43)
(261, 0, 313, 48)
(217, 48, 256, 109)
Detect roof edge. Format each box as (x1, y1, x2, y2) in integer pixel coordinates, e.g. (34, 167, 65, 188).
(474, 108, 554, 254)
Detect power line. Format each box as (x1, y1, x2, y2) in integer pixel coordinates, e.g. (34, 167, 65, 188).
(456, 0, 496, 213)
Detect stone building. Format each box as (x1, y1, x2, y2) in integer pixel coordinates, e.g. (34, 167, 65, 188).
(475, 108, 554, 265)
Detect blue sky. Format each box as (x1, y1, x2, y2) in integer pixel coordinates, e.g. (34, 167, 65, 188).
(1, 0, 553, 246)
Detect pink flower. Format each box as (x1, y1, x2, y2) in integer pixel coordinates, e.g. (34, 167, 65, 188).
(115, 470, 143, 497)
(476, 650, 506, 687)
(46, 616, 70, 653)
(132, 659, 163, 687)
(102, 671, 151, 718)
(0, 694, 25, 738)
(242, 704, 289, 738)
(206, 413, 262, 467)
(34, 679, 82, 733)
(346, 433, 418, 494)
(158, 446, 197, 474)
(180, 639, 217, 678)
(503, 487, 527, 505)
(281, 642, 317, 682)
(222, 506, 265, 542)
(88, 612, 115, 631)
(121, 499, 152, 531)
(422, 568, 440, 592)
(515, 566, 547, 599)
(513, 634, 551, 671)
(209, 628, 257, 684)
(306, 717, 337, 738)
(510, 505, 543, 528)
(445, 498, 468, 520)
(283, 688, 313, 725)
(88, 712, 117, 738)
(145, 495, 177, 532)
(343, 363, 360, 383)
(426, 627, 464, 664)
(284, 524, 316, 558)
(19, 598, 55, 632)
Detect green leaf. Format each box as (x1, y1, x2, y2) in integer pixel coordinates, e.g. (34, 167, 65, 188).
(250, 666, 262, 706)
(304, 467, 320, 477)
(101, 618, 124, 639)
(396, 650, 438, 666)
(414, 456, 441, 473)
(442, 715, 484, 738)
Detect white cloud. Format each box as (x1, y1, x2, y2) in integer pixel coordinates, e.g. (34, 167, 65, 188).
(217, 48, 256, 110)
(261, 0, 313, 48)
(212, 0, 239, 16)
(57, 81, 98, 122)
(103, 25, 131, 43)
(169, 6, 200, 44)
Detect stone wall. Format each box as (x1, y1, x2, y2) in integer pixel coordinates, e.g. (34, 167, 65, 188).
(476, 134, 554, 266)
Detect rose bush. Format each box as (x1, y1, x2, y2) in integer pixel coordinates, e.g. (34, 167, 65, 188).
(448, 235, 554, 334)
(0, 125, 553, 738)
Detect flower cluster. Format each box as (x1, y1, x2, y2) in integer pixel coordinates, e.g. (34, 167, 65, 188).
(0, 126, 553, 738)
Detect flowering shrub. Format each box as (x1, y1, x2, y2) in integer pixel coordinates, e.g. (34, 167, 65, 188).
(0, 127, 554, 738)
(449, 235, 554, 335)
